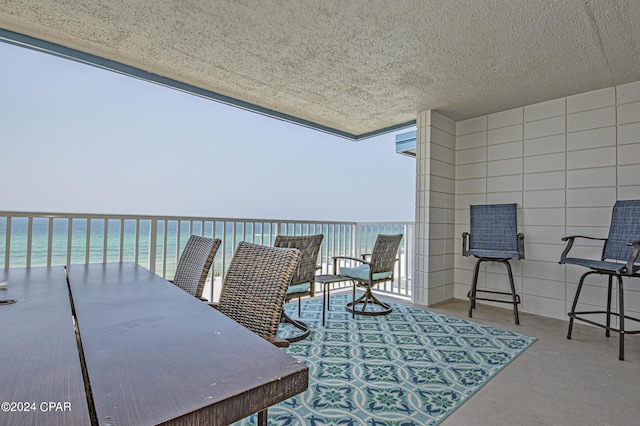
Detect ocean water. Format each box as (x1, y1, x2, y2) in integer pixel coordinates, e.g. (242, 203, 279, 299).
(0, 217, 398, 278)
(2, 218, 168, 272)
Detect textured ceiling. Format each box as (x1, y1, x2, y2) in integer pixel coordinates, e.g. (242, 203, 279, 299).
(1, 0, 639, 139)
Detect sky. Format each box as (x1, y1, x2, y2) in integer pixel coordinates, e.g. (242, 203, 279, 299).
(0, 41, 416, 222)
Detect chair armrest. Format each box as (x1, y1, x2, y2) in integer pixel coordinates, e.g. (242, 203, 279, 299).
(462, 232, 470, 256)
(559, 235, 608, 264)
(332, 255, 371, 274)
(332, 255, 371, 263)
(267, 335, 290, 348)
(517, 233, 525, 260)
(624, 240, 640, 275)
(561, 235, 607, 242)
(208, 302, 220, 310)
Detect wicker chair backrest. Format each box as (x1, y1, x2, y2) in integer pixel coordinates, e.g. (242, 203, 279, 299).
(369, 234, 403, 274)
(172, 235, 221, 297)
(218, 242, 301, 340)
(274, 234, 323, 286)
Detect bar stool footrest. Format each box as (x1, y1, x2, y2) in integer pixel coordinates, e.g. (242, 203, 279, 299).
(467, 289, 521, 305)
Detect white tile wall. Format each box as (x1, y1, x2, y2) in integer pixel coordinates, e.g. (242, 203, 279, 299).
(566, 167, 616, 188)
(457, 163, 486, 180)
(456, 178, 486, 195)
(487, 192, 523, 204)
(618, 186, 640, 199)
(524, 171, 565, 191)
(488, 140, 523, 161)
(523, 260, 566, 282)
(456, 116, 487, 135)
(524, 153, 565, 173)
(567, 87, 615, 113)
(524, 98, 566, 122)
(567, 107, 616, 132)
(488, 107, 523, 129)
(618, 164, 640, 186)
(523, 189, 565, 208)
(567, 147, 616, 169)
(565, 206, 612, 226)
(567, 127, 616, 151)
(488, 125, 523, 145)
(523, 277, 565, 300)
(488, 175, 523, 193)
(524, 134, 565, 156)
(618, 143, 640, 165)
(414, 81, 640, 321)
(566, 188, 617, 207)
(618, 122, 640, 145)
(618, 102, 640, 125)
(457, 147, 486, 165)
(524, 116, 566, 139)
(415, 110, 456, 306)
(522, 207, 565, 226)
(457, 132, 487, 150)
(617, 80, 640, 104)
(488, 158, 523, 176)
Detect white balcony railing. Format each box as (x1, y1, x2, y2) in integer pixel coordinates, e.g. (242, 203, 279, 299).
(0, 212, 413, 301)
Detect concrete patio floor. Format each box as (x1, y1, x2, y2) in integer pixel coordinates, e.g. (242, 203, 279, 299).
(411, 298, 640, 426)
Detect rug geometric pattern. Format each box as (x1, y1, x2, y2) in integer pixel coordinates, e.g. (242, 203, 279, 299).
(234, 292, 536, 425)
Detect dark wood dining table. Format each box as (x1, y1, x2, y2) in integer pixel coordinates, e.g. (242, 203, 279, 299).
(0, 266, 91, 426)
(1, 262, 308, 426)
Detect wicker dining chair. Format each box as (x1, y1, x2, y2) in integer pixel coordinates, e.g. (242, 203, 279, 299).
(170, 235, 221, 299)
(334, 234, 402, 316)
(462, 203, 524, 324)
(560, 199, 640, 361)
(274, 234, 324, 342)
(214, 241, 301, 348)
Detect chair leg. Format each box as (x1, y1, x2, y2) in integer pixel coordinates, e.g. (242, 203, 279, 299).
(322, 283, 328, 326)
(466, 258, 520, 324)
(280, 311, 310, 343)
(567, 271, 595, 339)
(346, 285, 392, 316)
(368, 291, 391, 311)
(618, 276, 625, 361)
(502, 260, 520, 325)
(566, 271, 631, 361)
(606, 275, 613, 338)
(468, 259, 482, 318)
(352, 282, 356, 319)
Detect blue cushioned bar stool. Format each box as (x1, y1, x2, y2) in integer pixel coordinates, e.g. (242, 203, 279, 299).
(560, 199, 640, 361)
(462, 203, 525, 324)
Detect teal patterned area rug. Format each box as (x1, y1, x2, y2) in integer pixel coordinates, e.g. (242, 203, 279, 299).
(235, 293, 536, 426)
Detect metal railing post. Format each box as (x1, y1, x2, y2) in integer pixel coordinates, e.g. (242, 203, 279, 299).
(149, 219, 157, 274)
